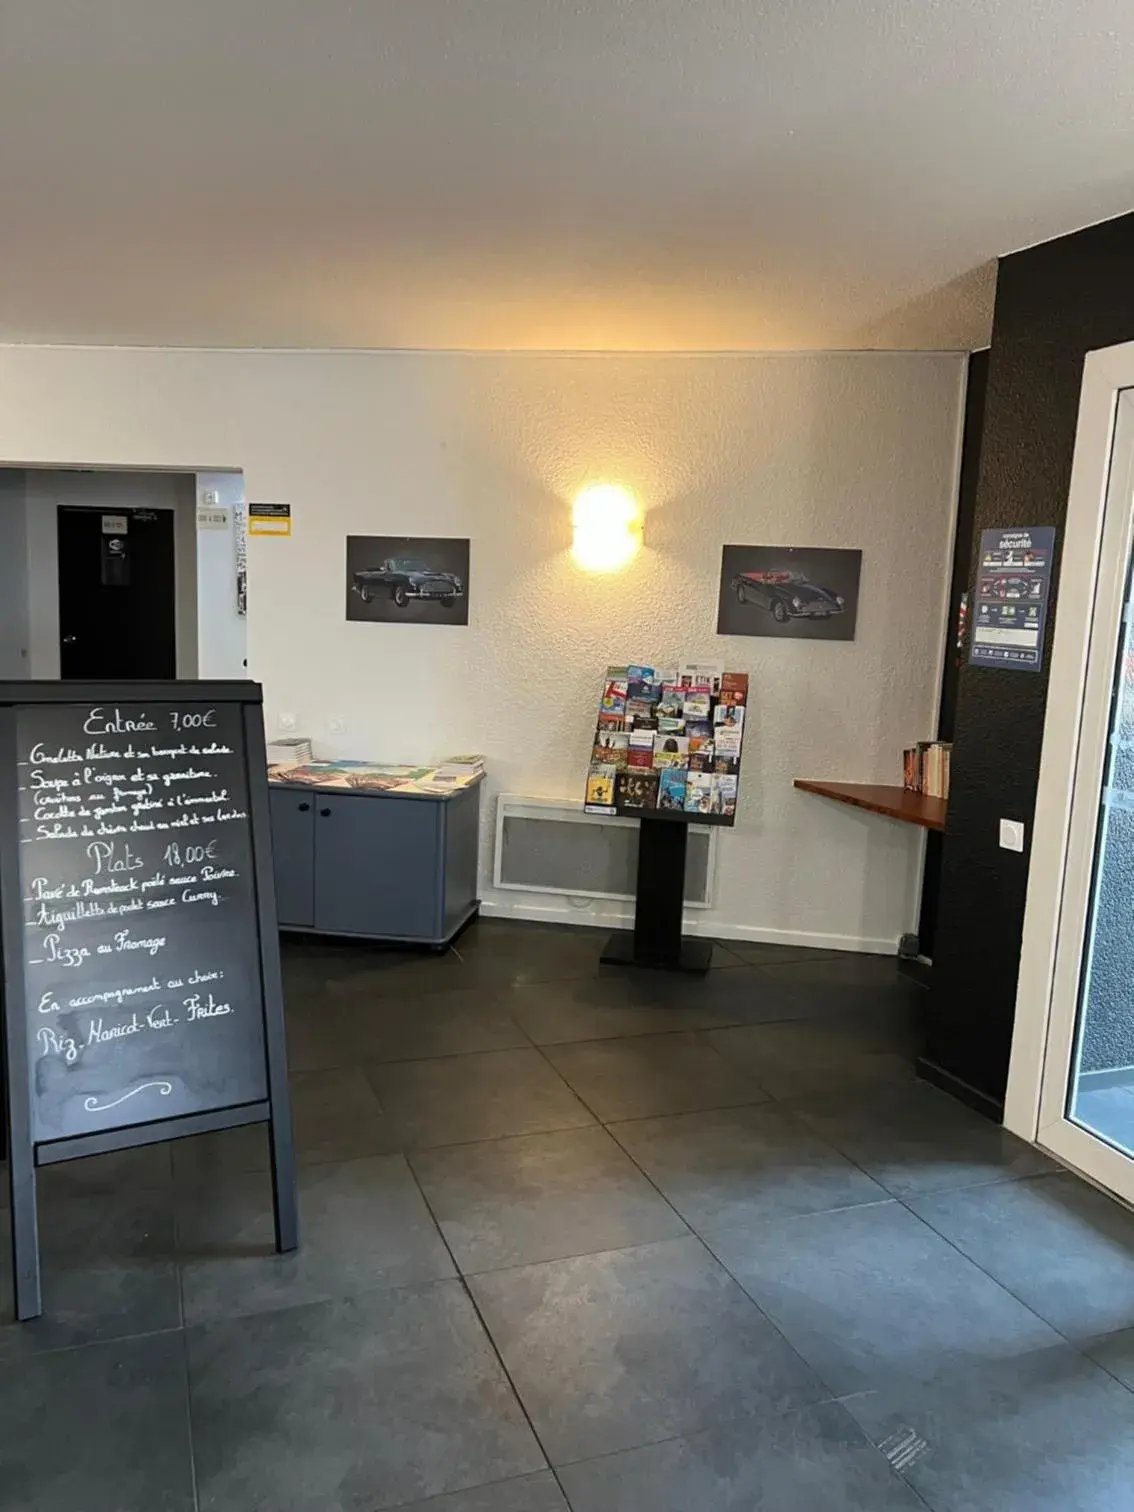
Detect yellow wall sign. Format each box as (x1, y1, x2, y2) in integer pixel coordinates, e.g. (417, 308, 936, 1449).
(249, 502, 292, 537)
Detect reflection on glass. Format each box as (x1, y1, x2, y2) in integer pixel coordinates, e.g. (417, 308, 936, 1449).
(1069, 567, 1134, 1156)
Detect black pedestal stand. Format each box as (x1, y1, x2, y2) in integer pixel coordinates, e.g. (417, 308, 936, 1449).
(600, 814, 713, 974)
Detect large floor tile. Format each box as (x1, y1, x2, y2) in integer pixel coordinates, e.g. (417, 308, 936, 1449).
(0, 1185, 180, 1355)
(337, 984, 531, 1062)
(721, 941, 849, 967)
(558, 1400, 924, 1511)
(367, 1048, 595, 1149)
(2, 1140, 172, 1210)
(909, 1171, 1134, 1340)
(708, 1200, 1062, 1397)
(172, 1067, 400, 1179)
(280, 996, 359, 1072)
(543, 1034, 762, 1122)
(609, 1103, 888, 1232)
(506, 978, 740, 1045)
(1085, 1325, 1134, 1389)
(790, 1081, 1053, 1198)
(846, 1344, 1134, 1512)
(446, 922, 605, 987)
(469, 1235, 826, 1465)
(410, 1126, 687, 1273)
(0, 1331, 194, 1512)
(188, 1280, 545, 1512)
(391, 1473, 569, 1511)
(705, 1014, 916, 1100)
(178, 1154, 454, 1324)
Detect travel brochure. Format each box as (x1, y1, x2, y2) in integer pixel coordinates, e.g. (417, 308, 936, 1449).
(584, 663, 748, 822)
(268, 756, 485, 797)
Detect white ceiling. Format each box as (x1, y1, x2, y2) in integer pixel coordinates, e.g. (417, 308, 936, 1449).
(2, 0, 1133, 352)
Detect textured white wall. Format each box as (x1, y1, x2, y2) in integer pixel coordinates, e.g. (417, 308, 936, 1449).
(195, 470, 249, 679)
(0, 346, 964, 949)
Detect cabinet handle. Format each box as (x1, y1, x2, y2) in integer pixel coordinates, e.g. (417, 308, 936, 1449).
(319, 807, 332, 817)
(297, 802, 311, 812)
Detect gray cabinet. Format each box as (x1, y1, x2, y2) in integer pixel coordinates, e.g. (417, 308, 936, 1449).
(268, 781, 481, 945)
(269, 788, 315, 927)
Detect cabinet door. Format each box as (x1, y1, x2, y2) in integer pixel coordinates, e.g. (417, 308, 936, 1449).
(269, 787, 316, 928)
(313, 794, 441, 940)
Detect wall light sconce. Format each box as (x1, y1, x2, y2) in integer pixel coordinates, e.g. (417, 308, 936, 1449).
(571, 483, 643, 572)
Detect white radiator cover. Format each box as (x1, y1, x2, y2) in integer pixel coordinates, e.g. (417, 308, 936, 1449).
(492, 794, 715, 908)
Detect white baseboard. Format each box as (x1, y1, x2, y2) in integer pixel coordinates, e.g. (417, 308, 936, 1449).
(476, 896, 898, 956)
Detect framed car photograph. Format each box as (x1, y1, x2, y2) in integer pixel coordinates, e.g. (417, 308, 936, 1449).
(717, 544, 862, 641)
(346, 535, 471, 626)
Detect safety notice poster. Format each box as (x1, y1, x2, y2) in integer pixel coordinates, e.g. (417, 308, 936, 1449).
(969, 526, 1056, 671)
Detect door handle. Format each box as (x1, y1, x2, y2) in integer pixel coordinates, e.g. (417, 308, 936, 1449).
(319, 807, 331, 817)
(297, 802, 311, 812)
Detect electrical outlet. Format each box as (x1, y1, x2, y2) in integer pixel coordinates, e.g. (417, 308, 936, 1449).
(277, 712, 298, 733)
(999, 818, 1026, 853)
(328, 715, 347, 735)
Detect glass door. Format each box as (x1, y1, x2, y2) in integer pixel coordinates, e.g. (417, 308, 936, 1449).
(1036, 390, 1134, 1202)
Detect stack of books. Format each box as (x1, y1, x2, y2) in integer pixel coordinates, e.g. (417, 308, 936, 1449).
(902, 741, 952, 799)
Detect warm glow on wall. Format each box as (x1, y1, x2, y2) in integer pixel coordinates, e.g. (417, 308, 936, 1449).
(571, 484, 643, 572)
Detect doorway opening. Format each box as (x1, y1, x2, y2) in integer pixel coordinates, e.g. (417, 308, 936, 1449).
(0, 466, 247, 682)
(58, 504, 177, 678)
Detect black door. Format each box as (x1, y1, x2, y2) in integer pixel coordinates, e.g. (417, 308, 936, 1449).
(57, 507, 177, 678)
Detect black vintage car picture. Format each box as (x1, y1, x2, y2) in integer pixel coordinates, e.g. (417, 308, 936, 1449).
(352, 557, 464, 609)
(731, 568, 845, 622)
(717, 545, 861, 640)
(346, 536, 471, 626)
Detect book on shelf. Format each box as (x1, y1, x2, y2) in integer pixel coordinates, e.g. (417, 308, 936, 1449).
(619, 770, 659, 810)
(901, 740, 952, 800)
(657, 768, 688, 810)
(592, 732, 629, 769)
(627, 729, 656, 767)
(653, 733, 690, 769)
(683, 772, 714, 814)
(585, 766, 618, 813)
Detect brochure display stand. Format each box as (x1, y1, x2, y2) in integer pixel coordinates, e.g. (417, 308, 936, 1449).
(584, 663, 748, 975)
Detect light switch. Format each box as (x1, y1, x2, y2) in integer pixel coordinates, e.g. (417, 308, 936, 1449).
(999, 818, 1026, 852)
(277, 712, 298, 733)
(328, 715, 347, 735)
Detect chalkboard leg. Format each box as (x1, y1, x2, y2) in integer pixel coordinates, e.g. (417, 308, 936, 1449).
(8, 1145, 42, 1320)
(268, 1112, 298, 1253)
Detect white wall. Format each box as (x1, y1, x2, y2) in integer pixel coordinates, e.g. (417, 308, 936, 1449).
(0, 346, 965, 950)
(195, 470, 249, 678)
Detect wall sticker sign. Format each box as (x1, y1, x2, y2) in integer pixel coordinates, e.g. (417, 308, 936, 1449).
(969, 526, 1056, 672)
(249, 502, 292, 537)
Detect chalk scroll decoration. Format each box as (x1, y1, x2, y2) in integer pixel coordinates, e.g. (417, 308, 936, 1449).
(83, 1081, 174, 1114)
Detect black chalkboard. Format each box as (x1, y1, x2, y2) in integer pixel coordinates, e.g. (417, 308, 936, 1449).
(0, 681, 296, 1320)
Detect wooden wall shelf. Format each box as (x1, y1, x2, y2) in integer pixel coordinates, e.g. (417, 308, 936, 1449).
(794, 779, 947, 832)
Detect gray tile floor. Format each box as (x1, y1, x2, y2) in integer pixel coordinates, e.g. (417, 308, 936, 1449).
(4, 919, 1134, 1511)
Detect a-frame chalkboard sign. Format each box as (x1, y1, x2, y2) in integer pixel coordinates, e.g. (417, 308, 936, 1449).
(0, 681, 297, 1320)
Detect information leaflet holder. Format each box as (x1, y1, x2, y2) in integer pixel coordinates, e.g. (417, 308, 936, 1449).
(600, 807, 733, 974)
(0, 680, 297, 1321)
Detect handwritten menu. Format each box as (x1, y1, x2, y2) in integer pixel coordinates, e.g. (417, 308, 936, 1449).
(14, 700, 269, 1142)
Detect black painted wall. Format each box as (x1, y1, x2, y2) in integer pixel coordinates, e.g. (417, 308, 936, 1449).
(924, 212, 1134, 1113)
(917, 350, 987, 962)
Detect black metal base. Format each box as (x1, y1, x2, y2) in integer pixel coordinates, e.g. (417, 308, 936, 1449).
(600, 929, 714, 975)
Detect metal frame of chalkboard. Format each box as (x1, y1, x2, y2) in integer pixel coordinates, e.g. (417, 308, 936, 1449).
(0, 680, 297, 1321)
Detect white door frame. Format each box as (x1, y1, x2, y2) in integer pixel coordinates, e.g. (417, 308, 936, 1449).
(1005, 341, 1134, 1185)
